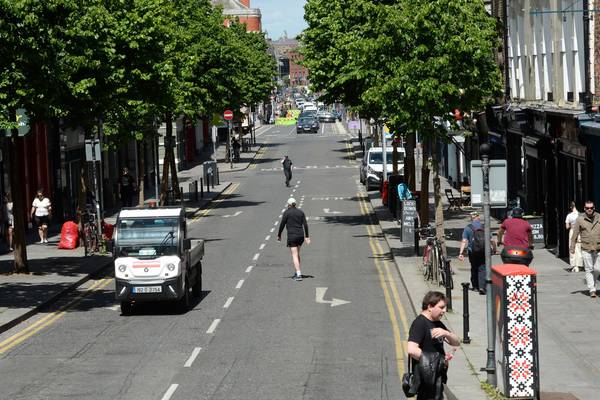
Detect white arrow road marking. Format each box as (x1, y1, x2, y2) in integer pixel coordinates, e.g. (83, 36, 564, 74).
(222, 211, 243, 218)
(315, 287, 350, 307)
(323, 208, 342, 214)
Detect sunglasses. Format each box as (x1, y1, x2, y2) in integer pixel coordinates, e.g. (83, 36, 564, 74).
(585, 207, 595, 210)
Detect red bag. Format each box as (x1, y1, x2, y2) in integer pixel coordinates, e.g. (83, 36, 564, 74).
(381, 180, 389, 206)
(58, 221, 79, 249)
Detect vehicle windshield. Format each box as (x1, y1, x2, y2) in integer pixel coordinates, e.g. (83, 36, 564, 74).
(369, 151, 405, 164)
(116, 217, 179, 258)
(298, 117, 316, 124)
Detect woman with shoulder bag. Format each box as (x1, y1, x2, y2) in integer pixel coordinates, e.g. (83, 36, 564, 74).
(407, 291, 460, 400)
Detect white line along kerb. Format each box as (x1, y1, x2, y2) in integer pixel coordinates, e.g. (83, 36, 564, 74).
(206, 319, 220, 334)
(184, 347, 202, 367)
(161, 384, 179, 400)
(236, 279, 244, 289)
(259, 243, 265, 250)
(253, 253, 260, 261)
(245, 265, 253, 273)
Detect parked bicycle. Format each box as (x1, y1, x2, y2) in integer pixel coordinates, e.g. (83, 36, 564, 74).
(83, 209, 100, 257)
(418, 224, 453, 289)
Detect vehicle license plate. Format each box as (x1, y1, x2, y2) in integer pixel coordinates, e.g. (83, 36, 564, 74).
(133, 286, 162, 294)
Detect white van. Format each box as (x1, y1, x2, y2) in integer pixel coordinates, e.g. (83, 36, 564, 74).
(359, 147, 405, 190)
(302, 102, 318, 112)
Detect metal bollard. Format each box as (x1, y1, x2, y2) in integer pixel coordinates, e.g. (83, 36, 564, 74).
(414, 217, 419, 256)
(200, 178, 204, 198)
(194, 180, 198, 201)
(188, 183, 192, 202)
(445, 260, 452, 311)
(211, 172, 215, 189)
(216, 166, 220, 185)
(180, 186, 184, 205)
(206, 175, 210, 193)
(461, 282, 471, 344)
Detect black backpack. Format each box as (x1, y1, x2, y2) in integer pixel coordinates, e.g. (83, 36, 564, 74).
(470, 224, 486, 255)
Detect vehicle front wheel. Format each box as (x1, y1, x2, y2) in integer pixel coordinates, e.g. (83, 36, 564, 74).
(177, 278, 191, 313)
(192, 263, 202, 297)
(120, 301, 133, 316)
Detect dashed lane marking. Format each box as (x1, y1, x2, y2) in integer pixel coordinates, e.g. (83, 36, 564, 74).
(184, 347, 202, 367)
(223, 297, 234, 309)
(206, 319, 220, 334)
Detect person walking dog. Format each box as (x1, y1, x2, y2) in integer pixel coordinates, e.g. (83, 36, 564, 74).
(277, 198, 310, 281)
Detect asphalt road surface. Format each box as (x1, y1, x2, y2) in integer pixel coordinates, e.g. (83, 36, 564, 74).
(0, 122, 415, 400)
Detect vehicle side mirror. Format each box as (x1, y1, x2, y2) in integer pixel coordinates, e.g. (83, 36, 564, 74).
(183, 238, 191, 251)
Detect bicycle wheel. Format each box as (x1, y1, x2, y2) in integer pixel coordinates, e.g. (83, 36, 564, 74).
(83, 223, 91, 257)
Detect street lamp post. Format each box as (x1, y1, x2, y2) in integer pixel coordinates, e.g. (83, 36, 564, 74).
(480, 143, 497, 386)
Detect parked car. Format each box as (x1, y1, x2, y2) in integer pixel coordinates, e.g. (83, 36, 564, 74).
(332, 110, 343, 121)
(296, 115, 320, 134)
(359, 147, 405, 190)
(317, 110, 336, 122)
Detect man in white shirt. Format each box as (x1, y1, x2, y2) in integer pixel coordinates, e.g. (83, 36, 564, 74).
(31, 189, 52, 244)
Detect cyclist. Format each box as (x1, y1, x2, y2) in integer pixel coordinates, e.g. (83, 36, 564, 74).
(277, 198, 310, 281)
(458, 211, 495, 295)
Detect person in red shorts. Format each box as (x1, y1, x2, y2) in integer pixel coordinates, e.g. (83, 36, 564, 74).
(497, 207, 533, 249)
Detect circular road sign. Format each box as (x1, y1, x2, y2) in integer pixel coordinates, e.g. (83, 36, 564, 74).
(224, 110, 234, 121)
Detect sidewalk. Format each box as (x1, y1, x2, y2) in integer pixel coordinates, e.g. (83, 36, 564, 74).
(0, 129, 266, 334)
(343, 126, 597, 399)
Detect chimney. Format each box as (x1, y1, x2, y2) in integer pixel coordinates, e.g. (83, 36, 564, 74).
(240, 0, 250, 7)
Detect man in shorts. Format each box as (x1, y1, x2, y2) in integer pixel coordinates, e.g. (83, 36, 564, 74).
(277, 198, 310, 281)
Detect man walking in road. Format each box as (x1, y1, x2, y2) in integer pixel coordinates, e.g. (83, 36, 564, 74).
(278, 198, 310, 281)
(570, 201, 600, 298)
(458, 211, 495, 295)
(281, 155, 293, 187)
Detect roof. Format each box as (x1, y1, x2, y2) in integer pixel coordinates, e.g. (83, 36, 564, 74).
(119, 208, 183, 219)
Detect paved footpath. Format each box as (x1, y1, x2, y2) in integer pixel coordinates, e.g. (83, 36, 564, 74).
(342, 122, 598, 399)
(0, 126, 270, 334)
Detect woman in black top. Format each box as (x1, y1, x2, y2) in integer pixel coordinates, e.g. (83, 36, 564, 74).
(277, 198, 310, 281)
(407, 291, 460, 400)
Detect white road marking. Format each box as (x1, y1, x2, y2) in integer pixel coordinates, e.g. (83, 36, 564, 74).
(297, 180, 301, 184)
(274, 221, 278, 226)
(223, 297, 234, 308)
(245, 265, 253, 273)
(206, 319, 220, 334)
(323, 208, 342, 214)
(253, 253, 260, 261)
(265, 235, 271, 241)
(315, 287, 351, 307)
(292, 189, 296, 192)
(281, 208, 286, 213)
(161, 384, 179, 400)
(270, 227, 275, 233)
(236, 279, 244, 289)
(184, 347, 202, 367)
(259, 243, 265, 250)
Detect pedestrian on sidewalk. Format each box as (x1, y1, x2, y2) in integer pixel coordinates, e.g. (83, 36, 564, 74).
(277, 198, 310, 281)
(458, 211, 496, 295)
(565, 201, 584, 272)
(118, 167, 136, 208)
(30, 188, 51, 244)
(232, 137, 241, 162)
(497, 207, 533, 250)
(281, 155, 293, 187)
(407, 291, 460, 400)
(3, 192, 14, 251)
(570, 201, 600, 298)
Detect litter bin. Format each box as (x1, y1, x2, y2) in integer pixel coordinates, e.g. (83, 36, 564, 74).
(492, 264, 540, 399)
(203, 161, 218, 186)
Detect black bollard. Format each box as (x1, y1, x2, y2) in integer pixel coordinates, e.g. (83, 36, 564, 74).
(414, 217, 420, 256)
(180, 187, 184, 205)
(212, 172, 215, 188)
(206, 174, 210, 193)
(200, 178, 204, 198)
(445, 260, 452, 311)
(194, 180, 199, 201)
(188, 183, 192, 202)
(461, 282, 471, 344)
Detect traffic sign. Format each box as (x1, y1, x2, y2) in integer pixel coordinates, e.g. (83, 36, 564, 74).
(224, 110, 233, 121)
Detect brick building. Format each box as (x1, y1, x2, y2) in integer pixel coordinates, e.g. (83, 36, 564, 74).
(212, 0, 262, 32)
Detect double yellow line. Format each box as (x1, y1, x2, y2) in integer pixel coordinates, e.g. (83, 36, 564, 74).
(0, 278, 112, 355)
(357, 193, 411, 380)
(249, 147, 265, 170)
(192, 182, 240, 220)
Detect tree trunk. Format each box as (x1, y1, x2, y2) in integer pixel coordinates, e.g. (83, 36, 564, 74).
(405, 132, 416, 191)
(419, 137, 430, 226)
(8, 113, 29, 273)
(432, 139, 446, 256)
(137, 140, 145, 206)
(392, 140, 399, 175)
(159, 113, 174, 205)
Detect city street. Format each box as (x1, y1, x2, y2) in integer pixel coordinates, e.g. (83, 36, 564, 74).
(0, 122, 414, 400)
